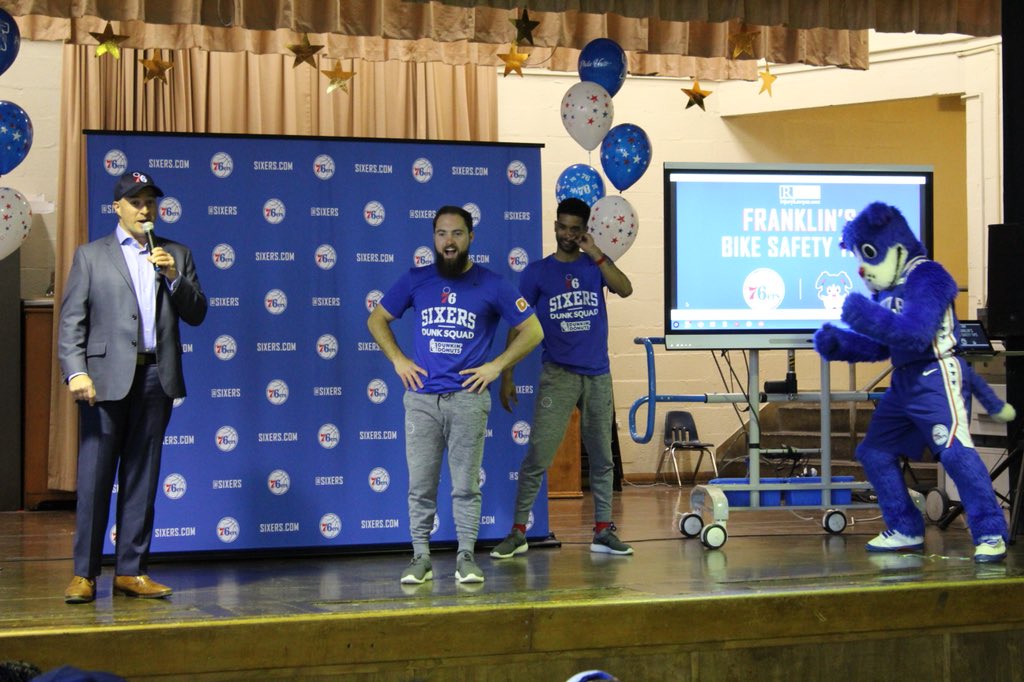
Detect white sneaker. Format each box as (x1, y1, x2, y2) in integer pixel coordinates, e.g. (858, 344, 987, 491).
(865, 529, 924, 552)
(974, 535, 1007, 564)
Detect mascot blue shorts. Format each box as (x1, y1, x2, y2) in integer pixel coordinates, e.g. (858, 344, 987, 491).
(814, 202, 1014, 563)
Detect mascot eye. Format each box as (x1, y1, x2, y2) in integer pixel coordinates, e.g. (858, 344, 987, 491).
(860, 243, 878, 260)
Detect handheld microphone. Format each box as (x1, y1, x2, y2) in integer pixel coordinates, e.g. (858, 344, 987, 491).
(142, 222, 159, 271)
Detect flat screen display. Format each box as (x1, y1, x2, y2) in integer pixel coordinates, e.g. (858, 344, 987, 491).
(663, 163, 934, 350)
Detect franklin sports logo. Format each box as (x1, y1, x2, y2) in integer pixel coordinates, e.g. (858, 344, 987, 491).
(212, 243, 236, 270)
(507, 160, 527, 185)
(413, 246, 434, 268)
(412, 157, 433, 183)
(210, 152, 234, 178)
(512, 420, 531, 445)
(159, 197, 182, 223)
(508, 247, 529, 273)
(214, 334, 238, 361)
(163, 473, 187, 500)
(215, 425, 239, 452)
(104, 149, 128, 176)
(315, 244, 337, 270)
(364, 201, 385, 227)
(217, 517, 240, 543)
(365, 289, 383, 313)
(263, 198, 286, 224)
(319, 513, 342, 539)
(313, 154, 336, 180)
(265, 289, 288, 314)
(266, 379, 290, 405)
(367, 379, 388, 404)
(319, 423, 340, 449)
(268, 469, 291, 495)
(368, 467, 390, 493)
(316, 334, 339, 359)
(464, 203, 481, 228)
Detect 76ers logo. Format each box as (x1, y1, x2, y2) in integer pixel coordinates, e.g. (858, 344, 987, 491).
(565, 274, 579, 290)
(159, 197, 182, 223)
(104, 150, 128, 176)
(507, 160, 527, 185)
(440, 287, 456, 305)
(367, 379, 388, 404)
(512, 420, 531, 445)
(217, 517, 240, 543)
(365, 290, 383, 313)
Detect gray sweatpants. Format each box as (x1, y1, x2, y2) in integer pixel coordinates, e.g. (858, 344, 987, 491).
(514, 363, 615, 526)
(404, 390, 491, 556)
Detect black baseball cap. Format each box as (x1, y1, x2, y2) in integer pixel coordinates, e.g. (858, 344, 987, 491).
(113, 171, 164, 201)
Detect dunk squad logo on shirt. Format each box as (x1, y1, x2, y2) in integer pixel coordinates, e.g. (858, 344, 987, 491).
(421, 287, 476, 355)
(549, 273, 599, 333)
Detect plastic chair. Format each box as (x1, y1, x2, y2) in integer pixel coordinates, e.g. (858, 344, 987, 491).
(656, 410, 718, 486)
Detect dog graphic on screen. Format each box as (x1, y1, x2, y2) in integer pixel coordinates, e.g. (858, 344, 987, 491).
(814, 271, 853, 310)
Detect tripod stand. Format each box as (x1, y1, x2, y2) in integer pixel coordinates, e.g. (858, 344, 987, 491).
(937, 439, 1024, 544)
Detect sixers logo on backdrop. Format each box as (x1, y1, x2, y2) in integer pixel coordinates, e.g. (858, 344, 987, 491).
(215, 425, 239, 452)
(319, 513, 342, 539)
(507, 160, 527, 185)
(363, 201, 385, 227)
(508, 247, 529, 272)
(212, 243, 236, 270)
(526, 510, 535, 532)
(318, 423, 340, 449)
(365, 290, 383, 313)
(463, 203, 481, 228)
(316, 334, 338, 359)
(163, 473, 187, 500)
(479, 467, 487, 488)
(512, 420, 531, 445)
(159, 197, 182, 223)
(313, 154, 335, 180)
(430, 513, 440, 536)
(264, 289, 287, 314)
(412, 157, 433, 183)
(210, 152, 234, 178)
(367, 379, 388, 404)
(104, 149, 128, 176)
(109, 524, 117, 546)
(266, 379, 289, 405)
(214, 334, 237, 361)
(263, 198, 286, 224)
(413, 246, 433, 268)
(173, 397, 185, 408)
(217, 517, 240, 543)
(315, 244, 337, 270)
(268, 469, 291, 495)
(368, 467, 390, 493)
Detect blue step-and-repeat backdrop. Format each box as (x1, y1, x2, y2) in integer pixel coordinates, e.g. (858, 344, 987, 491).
(85, 131, 546, 556)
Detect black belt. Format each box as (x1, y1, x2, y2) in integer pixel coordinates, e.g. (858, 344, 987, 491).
(136, 353, 157, 366)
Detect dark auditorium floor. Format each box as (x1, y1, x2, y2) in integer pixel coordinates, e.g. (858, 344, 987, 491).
(1, 482, 1021, 633)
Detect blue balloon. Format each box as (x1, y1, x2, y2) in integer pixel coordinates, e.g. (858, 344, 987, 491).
(0, 101, 32, 175)
(555, 164, 605, 207)
(599, 123, 651, 192)
(0, 10, 21, 78)
(578, 38, 627, 97)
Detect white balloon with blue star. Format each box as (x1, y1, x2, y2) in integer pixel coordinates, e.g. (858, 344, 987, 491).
(0, 187, 32, 262)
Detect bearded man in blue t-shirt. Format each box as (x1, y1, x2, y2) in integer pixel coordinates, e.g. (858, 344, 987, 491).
(492, 197, 635, 560)
(368, 205, 543, 585)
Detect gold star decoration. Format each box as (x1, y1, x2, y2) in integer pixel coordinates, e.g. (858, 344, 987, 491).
(89, 22, 130, 59)
(758, 64, 777, 96)
(287, 34, 324, 69)
(140, 56, 173, 85)
(497, 43, 529, 77)
(322, 63, 355, 94)
(682, 80, 713, 111)
(731, 28, 760, 59)
(509, 8, 541, 46)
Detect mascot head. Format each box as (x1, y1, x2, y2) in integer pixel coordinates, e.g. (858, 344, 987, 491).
(841, 202, 926, 293)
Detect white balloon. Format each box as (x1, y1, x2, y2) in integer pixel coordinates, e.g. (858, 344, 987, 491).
(560, 81, 614, 151)
(0, 187, 32, 262)
(587, 195, 638, 261)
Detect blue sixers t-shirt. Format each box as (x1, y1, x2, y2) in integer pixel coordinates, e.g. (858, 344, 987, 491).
(519, 254, 610, 375)
(379, 264, 534, 393)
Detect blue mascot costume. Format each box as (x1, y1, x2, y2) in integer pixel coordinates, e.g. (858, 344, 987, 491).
(814, 202, 1015, 563)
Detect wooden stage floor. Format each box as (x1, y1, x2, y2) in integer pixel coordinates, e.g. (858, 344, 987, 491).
(2, 484, 1024, 680)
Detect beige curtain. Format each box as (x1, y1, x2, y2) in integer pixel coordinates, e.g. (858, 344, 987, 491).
(47, 44, 497, 490)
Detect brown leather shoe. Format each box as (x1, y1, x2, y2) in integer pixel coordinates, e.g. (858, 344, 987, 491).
(113, 575, 172, 599)
(64, 576, 96, 604)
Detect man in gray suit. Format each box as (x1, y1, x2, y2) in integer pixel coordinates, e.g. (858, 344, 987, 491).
(58, 170, 207, 604)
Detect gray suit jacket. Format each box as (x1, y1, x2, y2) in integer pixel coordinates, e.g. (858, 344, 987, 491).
(58, 231, 208, 401)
